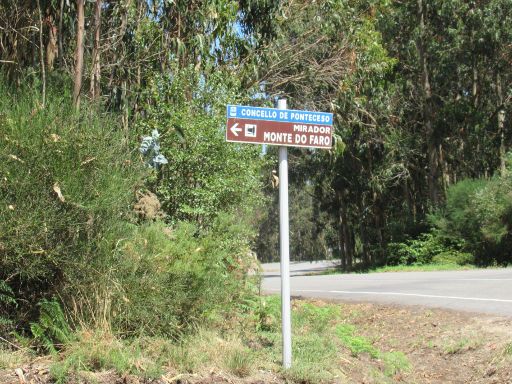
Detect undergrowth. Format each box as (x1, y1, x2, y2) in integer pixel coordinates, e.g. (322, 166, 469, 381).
(0, 82, 260, 342)
(38, 296, 411, 383)
(0, 83, 142, 332)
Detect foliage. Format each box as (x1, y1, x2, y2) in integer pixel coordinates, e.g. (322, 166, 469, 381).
(137, 66, 265, 226)
(2, 0, 512, 271)
(432, 161, 512, 265)
(50, 331, 164, 383)
(386, 232, 449, 266)
(431, 251, 474, 266)
(0, 83, 143, 334)
(0, 281, 15, 331)
(431, 179, 487, 246)
(443, 337, 481, 355)
(224, 348, 254, 377)
(369, 263, 474, 273)
(0, 347, 32, 370)
(251, 296, 410, 382)
(336, 324, 379, 358)
(256, 159, 336, 262)
(255, 297, 344, 383)
(0, 81, 260, 341)
(30, 300, 73, 353)
(386, 226, 475, 266)
(110, 216, 259, 338)
(336, 323, 410, 376)
(255, 0, 512, 269)
(48, 297, 396, 383)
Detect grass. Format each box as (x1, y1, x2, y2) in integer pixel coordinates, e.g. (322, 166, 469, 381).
(443, 337, 482, 355)
(50, 331, 165, 383)
(372, 263, 475, 273)
(224, 348, 254, 377)
(1, 297, 411, 383)
(504, 342, 512, 357)
(0, 347, 32, 370)
(336, 324, 410, 377)
(307, 263, 476, 276)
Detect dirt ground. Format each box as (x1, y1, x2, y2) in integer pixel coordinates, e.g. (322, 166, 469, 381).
(1, 300, 511, 384)
(331, 301, 512, 384)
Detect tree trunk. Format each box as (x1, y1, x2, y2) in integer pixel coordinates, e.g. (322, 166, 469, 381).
(472, 58, 478, 108)
(45, 12, 58, 72)
(403, 179, 413, 220)
(36, 0, 46, 107)
(337, 191, 347, 270)
(416, 0, 439, 206)
(47, 24, 58, 71)
(357, 196, 369, 267)
(373, 191, 384, 266)
(90, 0, 101, 100)
(339, 194, 353, 271)
(439, 143, 449, 193)
(59, 0, 65, 68)
(73, 0, 85, 109)
(497, 72, 506, 176)
(360, 224, 369, 267)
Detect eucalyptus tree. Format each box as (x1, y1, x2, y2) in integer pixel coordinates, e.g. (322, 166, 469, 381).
(253, 0, 398, 268)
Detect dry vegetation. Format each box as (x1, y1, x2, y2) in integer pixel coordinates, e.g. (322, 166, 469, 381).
(1, 299, 511, 384)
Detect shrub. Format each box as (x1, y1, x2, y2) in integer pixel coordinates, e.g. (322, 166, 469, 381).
(0, 79, 262, 341)
(432, 250, 474, 266)
(431, 179, 486, 246)
(0, 83, 143, 333)
(109, 214, 258, 338)
(432, 160, 512, 265)
(386, 232, 446, 265)
(30, 300, 73, 353)
(137, 67, 265, 226)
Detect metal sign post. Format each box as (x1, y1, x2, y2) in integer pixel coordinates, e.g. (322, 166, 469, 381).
(225, 101, 333, 369)
(277, 98, 292, 369)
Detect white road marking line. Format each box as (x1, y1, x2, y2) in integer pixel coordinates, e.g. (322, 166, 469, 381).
(457, 278, 512, 281)
(265, 288, 512, 303)
(323, 290, 512, 303)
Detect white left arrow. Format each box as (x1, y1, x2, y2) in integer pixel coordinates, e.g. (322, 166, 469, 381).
(230, 123, 242, 136)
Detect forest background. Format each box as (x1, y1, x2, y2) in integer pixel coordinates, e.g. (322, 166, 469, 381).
(0, 0, 512, 378)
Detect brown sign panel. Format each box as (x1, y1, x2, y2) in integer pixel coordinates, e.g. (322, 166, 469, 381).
(226, 118, 333, 149)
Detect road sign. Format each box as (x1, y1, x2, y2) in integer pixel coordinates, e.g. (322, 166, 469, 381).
(226, 105, 333, 149)
(225, 101, 334, 369)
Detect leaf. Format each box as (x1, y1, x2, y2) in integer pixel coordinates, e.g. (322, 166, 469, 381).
(333, 134, 346, 155)
(8, 154, 24, 163)
(53, 182, 65, 203)
(80, 157, 96, 166)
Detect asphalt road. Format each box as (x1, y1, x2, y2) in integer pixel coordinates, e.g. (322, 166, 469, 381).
(261, 261, 512, 317)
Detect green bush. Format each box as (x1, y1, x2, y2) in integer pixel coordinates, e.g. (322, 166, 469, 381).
(110, 216, 258, 337)
(431, 179, 486, 246)
(0, 78, 262, 342)
(432, 161, 512, 265)
(137, 67, 265, 226)
(432, 250, 474, 266)
(30, 300, 73, 353)
(0, 83, 143, 333)
(386, 232, 446, 265)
